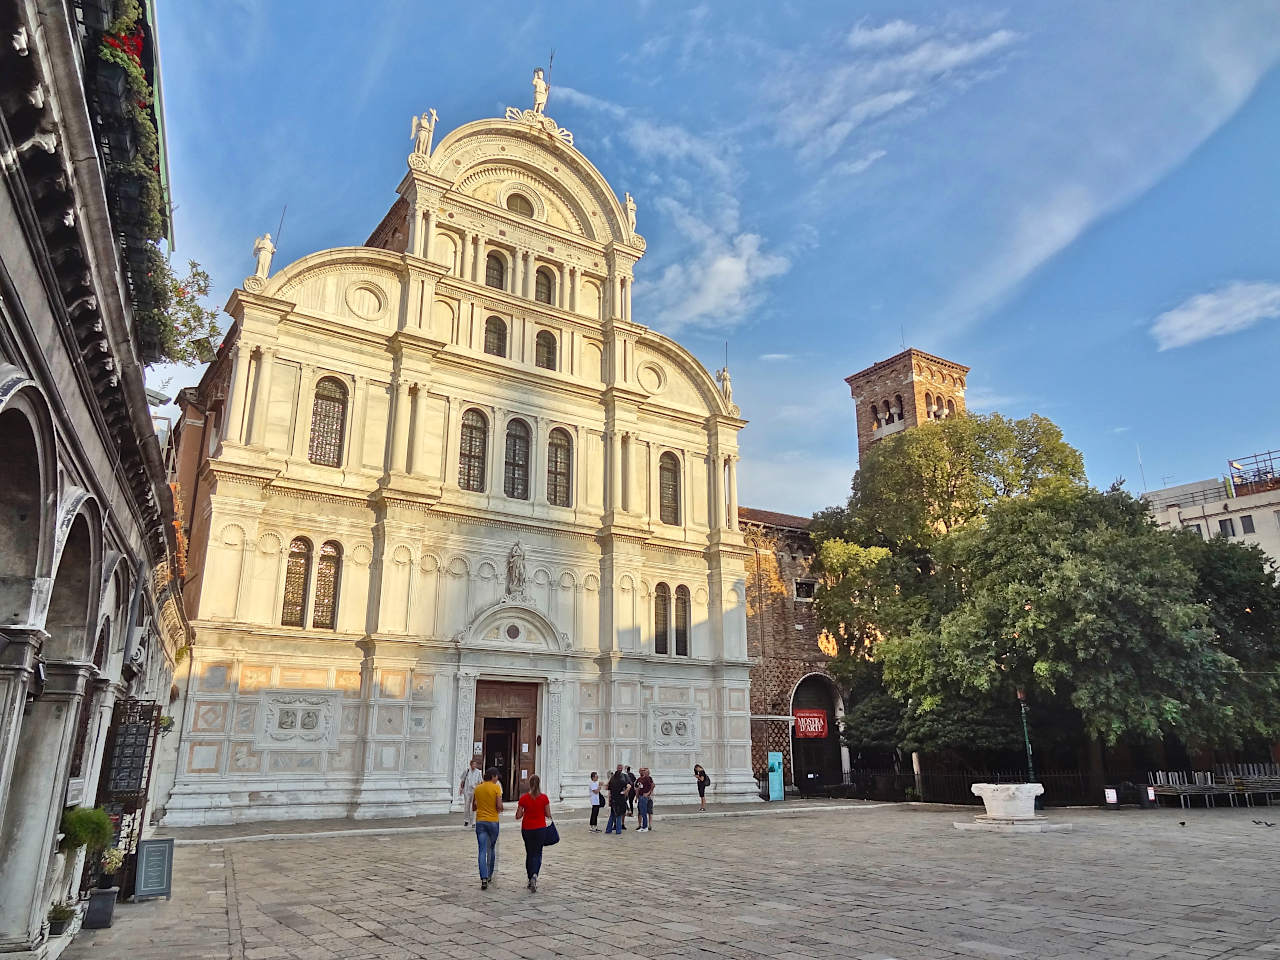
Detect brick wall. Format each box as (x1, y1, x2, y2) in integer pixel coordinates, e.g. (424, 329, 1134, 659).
(845, 348, 970, 461)
(743, 520, 832, 786)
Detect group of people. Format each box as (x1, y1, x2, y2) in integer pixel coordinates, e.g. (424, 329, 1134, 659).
(457, 757, 714, 891)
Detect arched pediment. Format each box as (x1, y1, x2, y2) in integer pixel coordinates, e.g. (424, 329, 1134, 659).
(635, 330, 738, 419)
(429, 119, 633, 245)
(455, 595, 568, 652)
(259, 247, 406, 326)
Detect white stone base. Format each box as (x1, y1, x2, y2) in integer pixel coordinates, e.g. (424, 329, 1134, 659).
(954, 816, 1073, 833)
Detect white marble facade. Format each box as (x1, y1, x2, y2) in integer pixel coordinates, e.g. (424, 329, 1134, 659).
(159, 94, 757, 825)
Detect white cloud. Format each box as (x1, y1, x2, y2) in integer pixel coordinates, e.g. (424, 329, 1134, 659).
(833, 149, 887, 177)
(759, 353, 793, 361)
(847, 19, 920, 51)
(1150, 281, 1280, 351)
(771, 21, 1019, 164)
(964, 386, 1022, 413)
(559, 87, 789, 333)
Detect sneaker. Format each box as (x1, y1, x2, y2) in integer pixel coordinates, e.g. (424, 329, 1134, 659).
(463, 820, 470, 827)
(530, 874, 538, 893)
(481, 878, 489, 890)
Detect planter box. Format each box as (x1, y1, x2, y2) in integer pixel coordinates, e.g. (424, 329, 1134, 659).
(81, 0, 113, 32)
(82, 886, 118, 929)
(93, 61, 128, 119)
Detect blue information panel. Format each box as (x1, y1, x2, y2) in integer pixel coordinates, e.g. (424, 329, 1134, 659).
(767, 750, 784, 802)
(134, 838, 174, 901)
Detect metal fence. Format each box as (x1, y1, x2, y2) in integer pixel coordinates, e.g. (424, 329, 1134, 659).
(837, 768, 1132, 806)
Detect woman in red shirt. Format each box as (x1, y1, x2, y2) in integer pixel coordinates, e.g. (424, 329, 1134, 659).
(515, 774, 553, 892)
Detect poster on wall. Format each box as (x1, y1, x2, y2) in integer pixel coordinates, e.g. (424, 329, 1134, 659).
(793, 709, 828, 738)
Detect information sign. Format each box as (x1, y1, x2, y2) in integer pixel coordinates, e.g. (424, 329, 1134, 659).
(134, 838, 174, 901)
(793, 709, 828, 738)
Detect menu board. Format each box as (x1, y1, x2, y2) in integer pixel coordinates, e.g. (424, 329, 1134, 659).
(134, 838, 174, 901)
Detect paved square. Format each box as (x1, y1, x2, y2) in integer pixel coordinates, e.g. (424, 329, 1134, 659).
(66, 805, 1279, 959)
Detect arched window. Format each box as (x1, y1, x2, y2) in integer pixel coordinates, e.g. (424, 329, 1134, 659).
(281, 537, 312, 627)
(924, 392, 933, 419)
(484, 316, 507, 357)
(870, 403, 880, 426)
(882, 398, 893, 423)
(675, 585, 691, 657)
(459, 409, 488, 492)
(311, 541, 342, 630)
(535, 267, 555, 305)
(308, 377, 347, 467)
(946, 398, 956, 418)
(893, 394, 904, 421)
(547, 428, 572, 507)
(535, 330, 557, 370)
(504, 419, 531, 500)
(506, 193, 534, 217)
(659, 452, 681, 525)
(654, 583, 670, 655)
(485, 252, 506, 290)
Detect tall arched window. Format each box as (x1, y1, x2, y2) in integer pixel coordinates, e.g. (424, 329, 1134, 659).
(547, 428, 572, 507)
(311, 541, 342, 630)
(870, 403, 880, 426)
(659, 452, 681, 525)
(535, 267, 555, 304)
(281, 537, 312, 627)
(654, 583, 670, 655)
(485, 252, 506, 290)
(504, 419, 531, 499)
(308, 377, 348, 467)
(484, 316, 507, 357)
(675, 585, 691, 657)
(924, 392, 934, 419)
(535, 330, 557, 370)
(882, 398, 893, 423)
(893, 394, 904, 420)
(459, 409, 488, 492)
(946, 398, 956, 417)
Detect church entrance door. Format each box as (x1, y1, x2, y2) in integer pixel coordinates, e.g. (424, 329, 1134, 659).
(474, 680, 540, 801)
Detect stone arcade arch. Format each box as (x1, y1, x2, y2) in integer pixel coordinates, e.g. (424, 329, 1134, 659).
(0, 379, 56, 627)
(789, 672, 849, 794)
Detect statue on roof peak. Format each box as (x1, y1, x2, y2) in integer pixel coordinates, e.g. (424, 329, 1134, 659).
(532, 68, 549, 115)
(411, 109, 437, 156)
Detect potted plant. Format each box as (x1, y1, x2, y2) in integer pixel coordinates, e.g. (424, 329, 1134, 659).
(46, 902, 75, 937)
(99, 846, 125, 887)
(157, 715, 175, 736)
(58, 807, 114, 854)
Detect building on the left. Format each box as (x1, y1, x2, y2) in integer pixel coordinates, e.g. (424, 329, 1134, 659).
(0, 2, 190, 955)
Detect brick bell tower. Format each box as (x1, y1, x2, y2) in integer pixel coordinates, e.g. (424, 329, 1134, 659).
(845, 348, 970, 461)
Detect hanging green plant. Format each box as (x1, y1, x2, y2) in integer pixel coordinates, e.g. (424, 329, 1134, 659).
(59, 807, 113, 853)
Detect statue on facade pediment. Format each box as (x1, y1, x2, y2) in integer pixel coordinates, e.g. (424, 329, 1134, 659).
(506, 541, 527, 597)
(625, 192, 637, 232)
(716, 366, 733, 405)
(532, 68, 549, 115)
(252, 233, 275, 278)
(411, 108, 438, 156)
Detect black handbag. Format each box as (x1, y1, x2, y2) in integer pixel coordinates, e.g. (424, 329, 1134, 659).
(543, 820, 560, 846)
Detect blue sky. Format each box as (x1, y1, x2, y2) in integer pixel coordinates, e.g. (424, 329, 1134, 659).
(150, 1, 1280, 515)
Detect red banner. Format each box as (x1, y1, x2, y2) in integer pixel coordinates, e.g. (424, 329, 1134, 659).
(793, 709, 828, 738)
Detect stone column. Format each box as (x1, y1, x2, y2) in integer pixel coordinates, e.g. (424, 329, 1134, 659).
(290, 364, 316, 459)
(0, 664, 86, 950)
(348, 375, 368, 471)
(622, 277, 632, 324)
(224, 340, 253, 445)
(443, 397, 461, 488)
(545, 678, 563, 800)
(609, 430, 623, 513)
(727, 455, 739, 531)
(569, 266, 579, 314)
(248, 347, 275, 447)
(450, 671, 478, 812)
(409, 385, 426, 475)
(559, 262, 570, 310)
(472, 237, 483, 283)
(391, 379, 412, 474)
(709, 443, 725, 531)
(513, 250, 525, 298)
(489, 407, 507, 495)
(459, 229, 471, 280)
(422, 209, 435, 261)
(0, 629, 44, 818)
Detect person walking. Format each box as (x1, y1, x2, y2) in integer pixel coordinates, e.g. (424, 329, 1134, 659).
(694, 764, 711, 812)
(588, 771, 603, 832)
(606, 765, 628, 835)
(472, 767, 504, 889)
(459, 758, 483, 827)
(635, 766, 655, 832)
(515, 774, 553, 892)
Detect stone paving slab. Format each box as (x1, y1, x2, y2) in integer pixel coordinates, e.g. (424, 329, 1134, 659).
(65, 805, 1280, 960)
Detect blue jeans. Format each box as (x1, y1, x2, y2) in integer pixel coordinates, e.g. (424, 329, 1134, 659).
(637, 796, 651, 828)
(521, 826, 546, 878)
(605, 808, 623, 833)
(475, 821, 499, 879)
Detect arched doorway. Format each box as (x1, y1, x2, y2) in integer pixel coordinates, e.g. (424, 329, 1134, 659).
(791, 674, 843, 795)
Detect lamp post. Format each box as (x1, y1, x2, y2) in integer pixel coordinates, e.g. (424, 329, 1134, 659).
(1016, 687, 1035, 783)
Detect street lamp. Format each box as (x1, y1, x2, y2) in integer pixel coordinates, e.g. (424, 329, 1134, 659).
(1016, 687, 1035, 783)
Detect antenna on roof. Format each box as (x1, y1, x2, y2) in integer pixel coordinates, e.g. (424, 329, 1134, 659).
(900, 325, 906, 350)
(547, 49, 555, 86)
(1136, 443, 1148, 494)
(724, 340, 729, 370)
(275, 204, 288, 251)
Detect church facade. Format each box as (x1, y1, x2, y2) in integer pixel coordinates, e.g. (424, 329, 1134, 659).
(159, 85, 757, 824)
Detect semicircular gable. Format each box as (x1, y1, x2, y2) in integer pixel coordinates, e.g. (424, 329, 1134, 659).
(635, 333, 733, 418)
(429, 120, 631, 244)
(263, 247, 405, 327)
(456, 162, 588, 237)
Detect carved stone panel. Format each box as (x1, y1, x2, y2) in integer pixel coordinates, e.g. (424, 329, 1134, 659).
(254, 690, 341, 750)
(649, 706, 701, 752)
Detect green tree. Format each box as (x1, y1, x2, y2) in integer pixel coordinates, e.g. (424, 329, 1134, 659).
(135, 254, 222, 366)
(1171, 531, 1280, 745)
(879, 486, 1241, 747)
